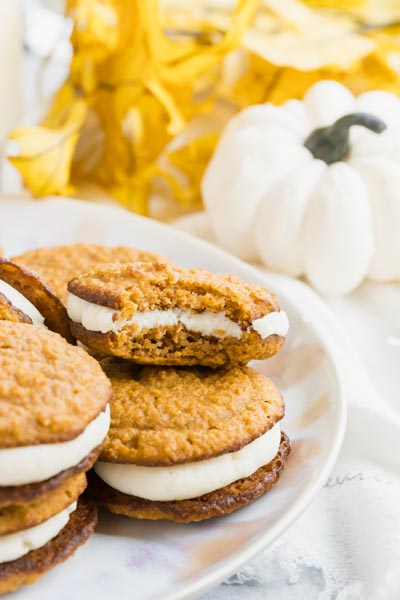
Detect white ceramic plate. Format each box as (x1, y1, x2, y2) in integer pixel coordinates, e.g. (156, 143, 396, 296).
(0, 197, 346, 600)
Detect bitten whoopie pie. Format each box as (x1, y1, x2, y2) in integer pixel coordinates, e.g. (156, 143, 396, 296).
(0, 321, 112, 593)
(67, 262, 289, 367)
(88, 359, 290, 523)
(0, 259, 72, 342)
(13, 243, 168, 303)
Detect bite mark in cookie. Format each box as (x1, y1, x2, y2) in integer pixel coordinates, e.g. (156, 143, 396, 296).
(67, 262, 288, 367)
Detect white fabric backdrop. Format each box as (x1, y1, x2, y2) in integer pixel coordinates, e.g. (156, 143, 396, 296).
(174, 213, 400, 600)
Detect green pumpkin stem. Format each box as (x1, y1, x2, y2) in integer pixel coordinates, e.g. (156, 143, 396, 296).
(304, 112, 387, 165)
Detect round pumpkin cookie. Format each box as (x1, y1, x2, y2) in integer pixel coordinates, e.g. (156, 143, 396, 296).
(89, 359, 290, 522)
(13, 243, 168, 303)
(0, 498, 97, 595)
(67, 261, 289, 367)
(98, 359, 284, 466)
(0, 321, 111, 504)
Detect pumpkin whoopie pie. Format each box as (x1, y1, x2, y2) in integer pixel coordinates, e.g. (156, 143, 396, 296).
(13, 243, 168, 303)
(88, 359, 290, 523)
(0, 259, 72, 342)
(0, 321, 112, 593)
(0, 498, 97, 594)
(67, 262, 289, 367)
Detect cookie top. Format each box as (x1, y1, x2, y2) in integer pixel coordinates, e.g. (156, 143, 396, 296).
(0, 473, 86, 536)
(13, 244, 167, 303)
(100, 359, 284, 467)
(0, 321, 112, 448)
(69, 262, 279, 326)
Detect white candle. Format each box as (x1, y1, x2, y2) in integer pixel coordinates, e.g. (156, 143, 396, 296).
(0, 1, 21, 143)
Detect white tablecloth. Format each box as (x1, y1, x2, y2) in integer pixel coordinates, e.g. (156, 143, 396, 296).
(173, 212, 400, 600)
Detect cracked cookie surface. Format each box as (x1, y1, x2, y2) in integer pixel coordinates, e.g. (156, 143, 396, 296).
(0, 321, 112, 448)
(99, 358, 284, 466)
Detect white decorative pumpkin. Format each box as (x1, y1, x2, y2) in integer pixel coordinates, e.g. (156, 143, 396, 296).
(202, 80, 400, 295)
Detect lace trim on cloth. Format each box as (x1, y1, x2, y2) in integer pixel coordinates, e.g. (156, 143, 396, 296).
(200, 467, 400, 600)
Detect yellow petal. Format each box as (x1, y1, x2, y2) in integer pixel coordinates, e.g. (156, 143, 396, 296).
(241, 0, 374, 70)
(159, 131, 220, 207)
(303, 0, 400, 27)
(8, 101, 87, 197)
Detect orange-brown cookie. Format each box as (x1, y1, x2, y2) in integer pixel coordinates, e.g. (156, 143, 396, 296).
(13, 243, 168, 303)
(90, 359, 288, 522)
(0, 446, 100, 509)
(88, 433, 290, 522)
(0, 292, 31, 324)
(99, 359, 284, 466)
(0, 473, 86, 536)
(0, 499, 97, 595)
(0, 321, 111, 448)
(67, 262, 288, 367)
(0, 260, 73, 342)
(0, 321, 110, 545)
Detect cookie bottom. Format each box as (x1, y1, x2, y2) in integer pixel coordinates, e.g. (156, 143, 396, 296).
(70, 322, 284, 367)
(0, 498, 97, 594)
(88, 432, 290, 523)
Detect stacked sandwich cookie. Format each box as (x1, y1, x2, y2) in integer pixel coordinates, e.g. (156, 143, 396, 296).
(66, 262, 289, 366)
(67, 261, 291, 522)
(89, 361, 290, 522)
(0, 322, 112, 593)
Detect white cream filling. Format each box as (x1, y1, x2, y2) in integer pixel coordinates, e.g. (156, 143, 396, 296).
(0, 280, 45, 326)
(0, 502, 77, 564)
(252, 311, 289, 338)
(67, 293, 289, 340)
(0, 406, 110, 487)
(94, 423, 281, 501)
